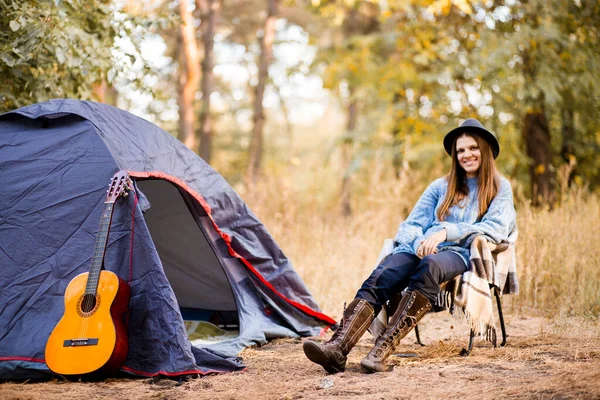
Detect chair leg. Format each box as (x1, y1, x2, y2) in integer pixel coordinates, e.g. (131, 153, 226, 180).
(457, 287, 508, 356)
(460, 329, 475, 356)
(414, 324, 425, 346)
(495, 289, 507, 347)
(461, 290, 507, 356)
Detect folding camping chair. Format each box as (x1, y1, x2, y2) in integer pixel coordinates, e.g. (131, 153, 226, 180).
(367, 239, 509, 356)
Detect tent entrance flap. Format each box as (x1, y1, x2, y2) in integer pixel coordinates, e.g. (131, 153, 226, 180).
(137, 179, 239, 328)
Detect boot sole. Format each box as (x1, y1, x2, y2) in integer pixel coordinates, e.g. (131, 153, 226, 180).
(360, 358, 386, 373)
(302, 341, 345, 374)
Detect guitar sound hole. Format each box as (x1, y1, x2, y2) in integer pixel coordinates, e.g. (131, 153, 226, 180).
(81, 294, 97, 313)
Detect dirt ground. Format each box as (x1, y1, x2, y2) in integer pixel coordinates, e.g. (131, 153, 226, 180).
(2, 312, 600, 400)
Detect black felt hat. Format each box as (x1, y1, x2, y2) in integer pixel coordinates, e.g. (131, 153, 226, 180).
(443, 118, 500, 159)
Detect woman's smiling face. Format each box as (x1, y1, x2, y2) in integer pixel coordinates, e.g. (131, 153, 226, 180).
(456, 134, 481, 177)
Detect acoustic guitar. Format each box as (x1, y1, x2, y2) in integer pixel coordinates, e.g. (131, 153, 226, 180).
(45, 170, 132, 376)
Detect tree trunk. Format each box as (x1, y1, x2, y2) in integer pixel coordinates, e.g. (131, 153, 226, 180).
(560, 91, 576, 188)
(246, 0, 279, 187)
(523, 103, 554, 206)
(340, 96, 357, 217)
(390, 99, 410, 181)
(338, 4, 379, 215)
(196, 0, 220, 163)
(92, 81, 118, 106)
(178, 0, 201, 152)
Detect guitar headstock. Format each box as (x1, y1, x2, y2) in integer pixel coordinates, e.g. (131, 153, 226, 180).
(106, 170, 133, 204)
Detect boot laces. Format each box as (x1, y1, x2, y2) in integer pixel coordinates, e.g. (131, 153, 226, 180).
(329, 301, 347, 342)
(374, 315, 417, 356)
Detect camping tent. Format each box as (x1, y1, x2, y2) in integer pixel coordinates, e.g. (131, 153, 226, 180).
(0, 99, 335, 380)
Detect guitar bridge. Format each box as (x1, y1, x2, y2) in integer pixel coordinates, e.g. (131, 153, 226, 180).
(63, 338, 99, 347)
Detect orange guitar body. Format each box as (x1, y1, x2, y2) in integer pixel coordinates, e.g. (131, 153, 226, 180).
(45, 270, 130, 376)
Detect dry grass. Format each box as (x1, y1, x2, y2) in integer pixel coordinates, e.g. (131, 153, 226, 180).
(515, 188, 600, 317)
(241, 162, 429, 315)
(244, 165, 600, 320)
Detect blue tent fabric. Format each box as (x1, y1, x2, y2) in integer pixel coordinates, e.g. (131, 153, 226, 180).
(0, 99, 333, 380)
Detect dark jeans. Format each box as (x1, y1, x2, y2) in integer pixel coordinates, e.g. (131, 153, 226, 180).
(355, 251, 467, 315)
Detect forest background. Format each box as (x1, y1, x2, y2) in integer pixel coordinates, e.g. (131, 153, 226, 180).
(1, 0, 599, 319)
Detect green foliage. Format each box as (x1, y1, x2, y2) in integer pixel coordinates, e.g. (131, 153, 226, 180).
(307, 0, 600, 190)
(0, 0, 121, 111)
(473, 1, 600, 188)
(308, 1, 491, 181)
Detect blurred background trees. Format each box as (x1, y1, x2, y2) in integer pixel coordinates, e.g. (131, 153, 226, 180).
(1, 0, 599, 209)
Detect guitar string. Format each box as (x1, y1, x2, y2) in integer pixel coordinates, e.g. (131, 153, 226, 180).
(84, 177, 127, 337)
(81, 203, 113, 339)
(78, 179, 124, 341)
(77, 176, 129, 341)
(78, 205, 111, 340)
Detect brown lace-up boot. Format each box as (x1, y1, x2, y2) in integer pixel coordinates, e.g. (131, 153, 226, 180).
(360, 290, 431, 373)
(303, 298, 374, 373)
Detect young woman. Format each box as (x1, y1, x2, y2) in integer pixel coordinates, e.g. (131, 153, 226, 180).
(303, 118, 517, 373)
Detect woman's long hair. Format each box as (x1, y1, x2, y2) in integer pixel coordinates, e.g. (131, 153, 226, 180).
(437, 133, 499, 221)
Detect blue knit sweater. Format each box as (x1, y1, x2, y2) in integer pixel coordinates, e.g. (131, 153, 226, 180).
(393, 176, 517, 265)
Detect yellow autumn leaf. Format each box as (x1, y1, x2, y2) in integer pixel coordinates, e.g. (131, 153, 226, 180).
(534, 164, 546, 175)
(453, 0, 473, 14)
(427, 0, 449, 15)
(441, 1, 452, 15)
(531, 39, 537, 49)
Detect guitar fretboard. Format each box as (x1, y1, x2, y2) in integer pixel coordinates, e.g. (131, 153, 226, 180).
(85, 202, 115, 296)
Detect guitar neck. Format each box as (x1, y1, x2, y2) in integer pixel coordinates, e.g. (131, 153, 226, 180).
(85, 202, 115, 295)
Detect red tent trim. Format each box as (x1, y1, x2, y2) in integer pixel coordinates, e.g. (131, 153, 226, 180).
(0, 357, 243, 377)
(120, 365, 247, 377)
(0, 356, 45, 363)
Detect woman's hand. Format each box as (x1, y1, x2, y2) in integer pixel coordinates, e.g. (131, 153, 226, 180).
(417, 229, 447, 258)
